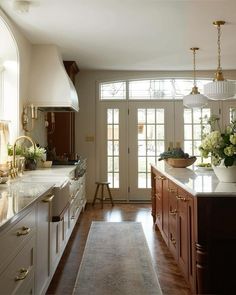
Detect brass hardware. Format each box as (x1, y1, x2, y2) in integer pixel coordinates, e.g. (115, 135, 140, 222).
(17, 226, 30, 236)
(71, 216, 75, 220)
(42, 194, 54, 203)
(168, 188, 175, 193)
(15, 268, 29, 281)
(212, 20, 226, 81)
(176, 195, 188, 202)
(22, 105, 38, 132)
(170, 237, 176, 246)
(13, 136, 36, 170)
(169, 209, 177, 215)
(156, 193, 161, 201)
(213, 20, 226, 26)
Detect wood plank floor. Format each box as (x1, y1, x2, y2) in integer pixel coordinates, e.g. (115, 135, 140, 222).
(46, 203, 192, 295)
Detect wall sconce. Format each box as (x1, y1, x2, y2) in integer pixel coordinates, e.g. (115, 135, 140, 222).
(22, 104, 38, 132)
(45, 112, 55, 134)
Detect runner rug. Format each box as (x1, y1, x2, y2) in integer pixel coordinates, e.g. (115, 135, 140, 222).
(73, 222, 162, 295)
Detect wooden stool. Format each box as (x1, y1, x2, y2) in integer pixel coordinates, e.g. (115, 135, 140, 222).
(92, 181, 114, 209)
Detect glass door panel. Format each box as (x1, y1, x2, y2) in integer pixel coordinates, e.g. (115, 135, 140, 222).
(128, 101, 174, 200)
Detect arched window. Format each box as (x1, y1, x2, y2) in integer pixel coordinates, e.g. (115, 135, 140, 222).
(0, 16, 19, 163)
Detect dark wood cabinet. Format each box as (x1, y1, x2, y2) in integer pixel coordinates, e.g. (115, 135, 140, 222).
(151, 168, 168, 245)
(151, 166, 195, 293)
(151, 164, 236, 294)
(47, 61, 79, 158)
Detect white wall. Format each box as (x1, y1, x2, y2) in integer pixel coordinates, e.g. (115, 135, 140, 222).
(75, 70, 236, 201)
(0, 9, 47, 146)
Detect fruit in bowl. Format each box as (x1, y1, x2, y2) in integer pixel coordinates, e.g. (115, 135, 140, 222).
(159, 148, 196, 168)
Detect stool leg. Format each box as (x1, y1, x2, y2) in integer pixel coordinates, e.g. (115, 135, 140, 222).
(106, 184, 114, 206)
(92, 184, 100, 206)
(101, 184, 104, 209)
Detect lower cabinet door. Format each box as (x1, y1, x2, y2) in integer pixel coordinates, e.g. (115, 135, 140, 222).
(35, 195, 52, 295)
(0, 236, 35, 295)
(177, 189, 189, 280)
(50, 221, 62, 273)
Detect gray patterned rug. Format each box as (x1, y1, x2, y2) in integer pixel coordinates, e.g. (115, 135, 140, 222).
(73, 222, 162, 295)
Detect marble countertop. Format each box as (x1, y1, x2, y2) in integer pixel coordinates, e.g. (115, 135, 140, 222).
(152, 161, 236, 197)
(0, 165, 77, 229)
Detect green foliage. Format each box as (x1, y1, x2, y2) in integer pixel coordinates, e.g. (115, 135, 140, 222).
(159, 148, 189, 161)
(7, 144, 23, 156)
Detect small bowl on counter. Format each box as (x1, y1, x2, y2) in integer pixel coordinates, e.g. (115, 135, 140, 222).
(165, 156, 197, 168)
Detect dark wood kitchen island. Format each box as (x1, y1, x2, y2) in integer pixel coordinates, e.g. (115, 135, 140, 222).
(151, 162, 236, 295)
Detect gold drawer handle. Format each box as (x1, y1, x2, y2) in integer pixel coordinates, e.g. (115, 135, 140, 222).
(17, 226, 30, 236)
(168, 188, 175, 193)
(15, 268, 29, 281)
(170, 237, 176, 246)
(169, 209, 177, 215)
(42, 194, 54, 203)
(156, 194, 161, 201)
(176, 195, 188, 202)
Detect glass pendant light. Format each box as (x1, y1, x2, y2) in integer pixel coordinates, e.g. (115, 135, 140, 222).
(204, 21, 235, 100)
(183, 47, 208, 108)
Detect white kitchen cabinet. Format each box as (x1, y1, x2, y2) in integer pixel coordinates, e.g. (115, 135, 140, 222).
(0, 208, 36, 295)
(0, 165, 87, 295)
(35, 193, 54, 295)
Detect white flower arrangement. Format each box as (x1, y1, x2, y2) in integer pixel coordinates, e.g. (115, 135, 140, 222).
(23, 146, 46, 161)
(199, 115, 236, 167)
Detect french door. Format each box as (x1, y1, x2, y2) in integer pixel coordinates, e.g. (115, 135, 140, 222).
(97, 101, 174, 201)
(128, 102, 174, 200)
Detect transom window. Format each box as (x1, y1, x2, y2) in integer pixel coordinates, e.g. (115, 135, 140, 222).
(100, 79, 210, 100)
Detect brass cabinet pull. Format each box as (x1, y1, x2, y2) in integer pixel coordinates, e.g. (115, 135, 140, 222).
(156, 193, 161, 201)
(170, 236, 176, 246)
(42, 194, 54, 203)
(71, 216, 75, 220)
(15, 268, 29, 281)
(176, 195, 188, 202)
(154, 175, 166, 181)
(169, 209, 177, 215)
(16, 226, 30, 236)
(168, 188, 175, 193)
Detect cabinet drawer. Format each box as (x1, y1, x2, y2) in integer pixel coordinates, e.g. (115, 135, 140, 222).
(0, 207, 36, 273)
(0, 236, 34, 295)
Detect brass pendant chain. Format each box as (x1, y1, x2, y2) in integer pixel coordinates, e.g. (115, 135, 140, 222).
(217, 24, 222, 72)
(193, 48, 196, 88)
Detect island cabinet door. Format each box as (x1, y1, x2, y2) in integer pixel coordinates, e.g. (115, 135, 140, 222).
(162, 178, 169, 244)
(154, 171, 165, 232)
(176, 188, 189, 280)
(187, 195, 196, 293)
(168, 180, 178, 259)
(151, 169, 156, 223)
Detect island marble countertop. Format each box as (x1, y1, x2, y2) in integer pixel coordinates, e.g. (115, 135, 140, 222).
(0, 165, 77, 229)
(151, 161, 236, 197)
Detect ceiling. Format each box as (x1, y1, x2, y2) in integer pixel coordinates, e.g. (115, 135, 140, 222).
(0, 0, 236, 71)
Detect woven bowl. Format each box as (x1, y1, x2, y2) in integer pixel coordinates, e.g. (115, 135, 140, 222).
(165, 157, 196, 168)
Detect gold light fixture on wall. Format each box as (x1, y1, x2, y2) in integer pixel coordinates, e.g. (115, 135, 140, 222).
(204, 21, 235, 100)
(183, 47, 208, 108)
(22, 104, 37, 132)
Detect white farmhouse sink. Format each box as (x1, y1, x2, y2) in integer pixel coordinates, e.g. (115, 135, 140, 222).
(20, 175, 70, 217)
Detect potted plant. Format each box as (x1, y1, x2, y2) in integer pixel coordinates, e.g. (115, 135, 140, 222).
(199, 115, 236, 182)
(23, 146, 46, 170)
